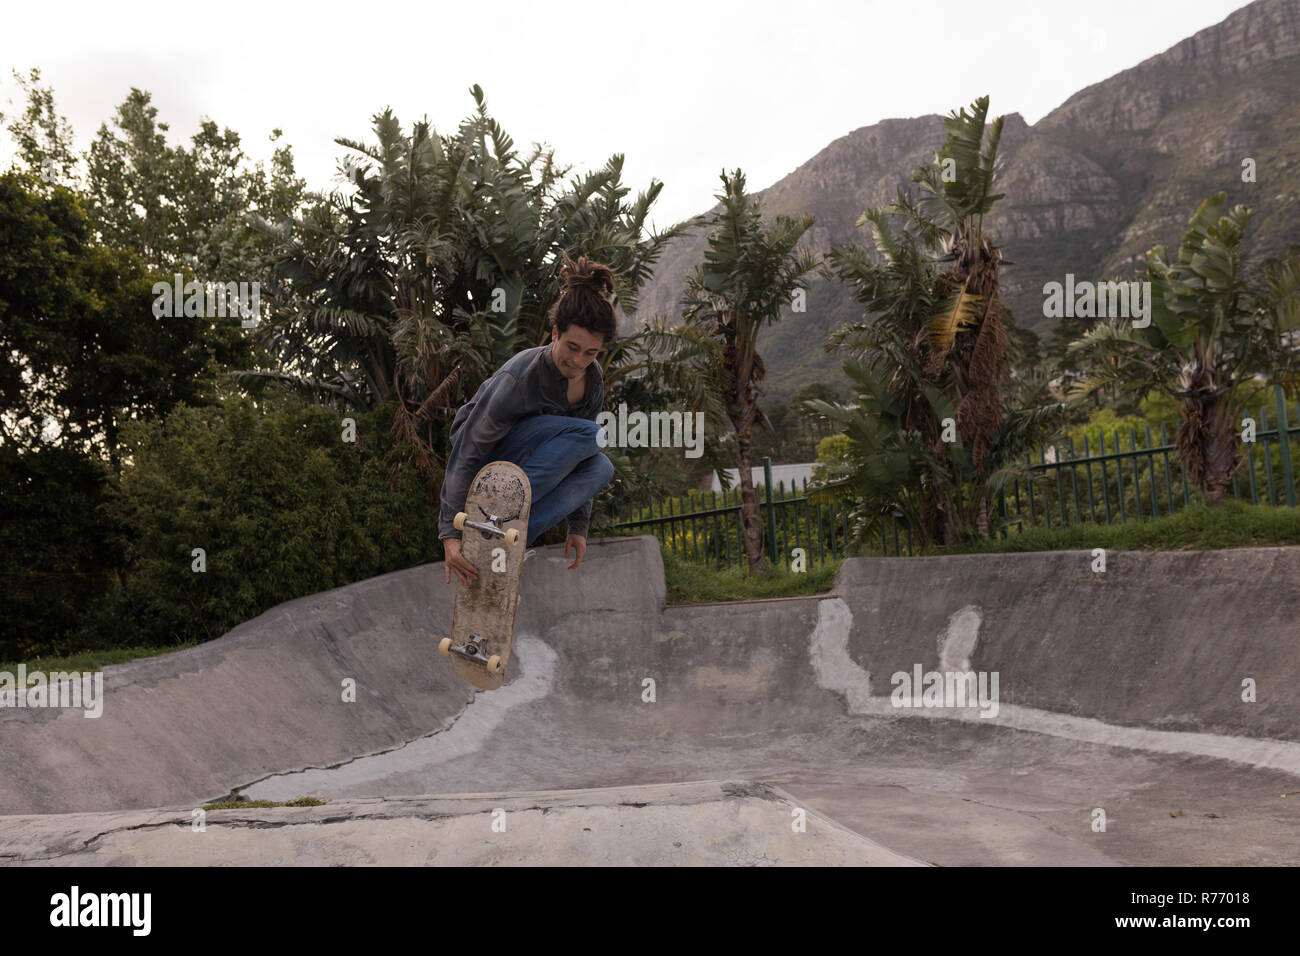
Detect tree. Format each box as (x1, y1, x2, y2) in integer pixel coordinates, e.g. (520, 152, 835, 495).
(1, 68, 78, 185)
(600, 312, 738, 499)
(802, 353, 1066, 553)
(241, 86, 690, 490)
(0, 171, 252, 470)
(1066, 194, 1300, 505)
(679, 169, 821, 573)
(83, 87, 306, 277)
(819, 97, 1044, 547)
(791, 382, 844, 453)
(0, 443, 122, 661)
(85, 88, 174, 266)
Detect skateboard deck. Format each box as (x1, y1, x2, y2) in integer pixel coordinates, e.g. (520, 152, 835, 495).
(439, 461, 531, 690)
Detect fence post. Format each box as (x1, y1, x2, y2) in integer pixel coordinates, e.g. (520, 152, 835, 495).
(1275, 385, 1296, 507)
(764, 457, 777, 565)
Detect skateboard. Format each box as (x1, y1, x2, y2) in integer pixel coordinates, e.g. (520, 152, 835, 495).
(438, 461, 531, 690)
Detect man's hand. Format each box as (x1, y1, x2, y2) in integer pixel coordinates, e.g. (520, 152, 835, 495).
(564, 533, 587, 569)
(442, 537, 479, 585)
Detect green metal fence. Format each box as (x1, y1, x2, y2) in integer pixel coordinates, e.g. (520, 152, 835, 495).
(612, 385, 1300, 566)
(611, 457, 888, 571)
(1008, 384, 1298, 535)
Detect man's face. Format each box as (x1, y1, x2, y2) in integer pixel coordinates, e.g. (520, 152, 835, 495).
(550, 324, 605, 379)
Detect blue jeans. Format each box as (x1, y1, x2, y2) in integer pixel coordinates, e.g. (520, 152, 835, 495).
(490, 415, 615, 547)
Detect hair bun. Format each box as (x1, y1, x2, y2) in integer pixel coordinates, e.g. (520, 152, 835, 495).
(560, 254, 616, 300)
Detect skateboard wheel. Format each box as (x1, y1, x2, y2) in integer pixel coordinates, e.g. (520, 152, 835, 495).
(505, 528, 521, 546)
(453, 512, 468, 532)
(438, 637, 452, 656)
(486, 655, 502, 674)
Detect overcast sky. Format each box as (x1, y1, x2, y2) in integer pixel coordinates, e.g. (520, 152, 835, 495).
(1, 0, 1253, 231)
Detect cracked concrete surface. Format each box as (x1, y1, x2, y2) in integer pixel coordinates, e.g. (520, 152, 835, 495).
(2, 537, 1298, 865)
(0, 782, 921, 866)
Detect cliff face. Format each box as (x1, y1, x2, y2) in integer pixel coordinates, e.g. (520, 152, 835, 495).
(630, 0, 1300, 404)
(1037, 0, 1300, 137)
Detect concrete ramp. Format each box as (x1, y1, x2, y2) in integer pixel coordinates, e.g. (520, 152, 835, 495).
(2, 536, 1298, 865)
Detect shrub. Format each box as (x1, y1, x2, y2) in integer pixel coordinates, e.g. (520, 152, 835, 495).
(90, 391, 441, 651)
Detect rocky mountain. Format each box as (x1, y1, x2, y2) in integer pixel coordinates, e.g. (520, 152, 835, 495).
(629, 0, 1300, 405)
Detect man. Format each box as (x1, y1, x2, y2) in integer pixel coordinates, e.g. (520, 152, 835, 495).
(440, 256, 618, 586)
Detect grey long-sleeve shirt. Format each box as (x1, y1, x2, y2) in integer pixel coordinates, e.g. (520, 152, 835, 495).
(438, 344, 605, 540)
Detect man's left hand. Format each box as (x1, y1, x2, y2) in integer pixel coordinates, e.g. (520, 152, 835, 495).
(564, 534, 587, 569)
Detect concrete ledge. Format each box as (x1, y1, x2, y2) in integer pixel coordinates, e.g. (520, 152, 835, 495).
(834, 547, 1300, 739)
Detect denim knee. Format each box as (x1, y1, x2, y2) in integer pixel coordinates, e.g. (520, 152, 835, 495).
(594, 452, 615, 486)
(575, 417, 605, 454)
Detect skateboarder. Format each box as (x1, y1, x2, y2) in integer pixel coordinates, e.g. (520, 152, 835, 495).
(440, 254, 618, 586)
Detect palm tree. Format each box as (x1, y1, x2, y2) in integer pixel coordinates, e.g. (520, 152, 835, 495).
(803, 350, 1068, 553)
(239, 86, 690, 487)
(1067, 194, 1300, 505)
(585, 315, 738, 533)
(679, 169, 821, 573)
(819, 96, 1027, 546)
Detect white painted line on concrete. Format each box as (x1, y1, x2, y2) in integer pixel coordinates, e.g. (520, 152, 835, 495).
(244, 637, 556, 800)
(811, 598, 1300, 777)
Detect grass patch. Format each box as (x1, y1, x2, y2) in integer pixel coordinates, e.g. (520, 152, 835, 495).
(0, 642, 203, 678)
(201, 797, 328, 810)
(650, 502, 1300, 603)
(922, 501, 1300, 555)
(660, 546, 843, 604)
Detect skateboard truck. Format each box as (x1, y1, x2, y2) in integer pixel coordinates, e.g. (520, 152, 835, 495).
(453, 511, 522, 546)
(438, 632, 505, 674)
